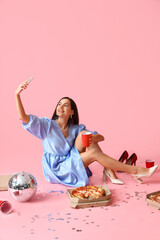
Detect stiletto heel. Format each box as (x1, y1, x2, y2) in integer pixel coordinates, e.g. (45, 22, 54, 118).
(132, 165, 158, 183)
(118, 150, 128, 163)
(126, 153, 137, 166)
(103, 171, 107, 181)
(103, 169, 124, 185)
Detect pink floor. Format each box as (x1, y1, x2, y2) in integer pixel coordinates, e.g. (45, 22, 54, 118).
(0, 162, 160, 240)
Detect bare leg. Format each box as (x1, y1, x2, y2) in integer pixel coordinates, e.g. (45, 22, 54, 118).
(74, 134, 120, 179)
(74, 131, 149, 176)
(80, 144, 140, 174)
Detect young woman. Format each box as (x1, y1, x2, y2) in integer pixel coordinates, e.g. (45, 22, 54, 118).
(15, 80, 158, 187)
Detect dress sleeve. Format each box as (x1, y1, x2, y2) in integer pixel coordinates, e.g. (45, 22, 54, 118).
(85, 129, 98, 135)
(76, 124, 98, 136)
(22, 114, 51, 139)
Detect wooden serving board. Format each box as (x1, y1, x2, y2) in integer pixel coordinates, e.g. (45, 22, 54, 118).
(0, 175, 13, 191)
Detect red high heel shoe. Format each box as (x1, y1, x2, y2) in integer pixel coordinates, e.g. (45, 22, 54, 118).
(118, 150, 129, 163)
(126, 153, 137, 166)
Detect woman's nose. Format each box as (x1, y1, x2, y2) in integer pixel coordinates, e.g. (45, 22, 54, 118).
(59, 105, 63, 110)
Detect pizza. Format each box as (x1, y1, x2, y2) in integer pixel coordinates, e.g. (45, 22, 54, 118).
(71, 185, 106, 199)
(149, 193, 160, 203)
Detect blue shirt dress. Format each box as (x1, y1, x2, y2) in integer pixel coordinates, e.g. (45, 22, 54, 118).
(22, 114, 97, 187)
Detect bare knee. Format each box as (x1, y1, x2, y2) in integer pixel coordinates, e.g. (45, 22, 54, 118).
(80, 143, 104, 168)
(88, 147, 102, 160)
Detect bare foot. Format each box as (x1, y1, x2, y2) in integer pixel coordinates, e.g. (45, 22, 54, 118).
(136, 167, 149, 176)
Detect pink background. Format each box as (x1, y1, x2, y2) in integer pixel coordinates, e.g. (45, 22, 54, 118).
(1, 0, 160, 174)
(1, 1, 160, 240)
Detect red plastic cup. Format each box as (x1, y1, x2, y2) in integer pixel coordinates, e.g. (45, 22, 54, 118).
(0, 201, 12, 214)
(145, 160, 155, 168)
(82, 132, 92, 147)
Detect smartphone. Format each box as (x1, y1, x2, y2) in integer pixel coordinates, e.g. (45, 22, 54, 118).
(26, 76, 34, 84)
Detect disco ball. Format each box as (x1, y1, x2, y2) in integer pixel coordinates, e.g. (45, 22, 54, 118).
(8, 171, 37, 202)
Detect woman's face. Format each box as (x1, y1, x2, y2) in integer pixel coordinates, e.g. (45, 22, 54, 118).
(56, 98, 74, 119)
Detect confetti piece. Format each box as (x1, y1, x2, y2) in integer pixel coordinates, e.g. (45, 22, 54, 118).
(47, 190, 64, 194)
(47, 213, 53, 217)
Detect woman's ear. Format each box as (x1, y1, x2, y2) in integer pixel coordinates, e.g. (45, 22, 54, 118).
(71, 110, 74, 116)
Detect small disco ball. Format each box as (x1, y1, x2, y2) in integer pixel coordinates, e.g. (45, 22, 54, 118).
(8, 171, 37, 202)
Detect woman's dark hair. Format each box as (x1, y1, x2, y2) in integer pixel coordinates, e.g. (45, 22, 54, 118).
(51, 97, 79, 125)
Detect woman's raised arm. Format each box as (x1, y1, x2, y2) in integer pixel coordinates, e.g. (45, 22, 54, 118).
(15, 81, 30, 124)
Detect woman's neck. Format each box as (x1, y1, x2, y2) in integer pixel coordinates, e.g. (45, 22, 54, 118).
(56, 118, 68, 130)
